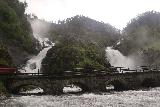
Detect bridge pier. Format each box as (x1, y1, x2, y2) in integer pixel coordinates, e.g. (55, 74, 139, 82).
(40, 80, 64, 95)
(92, 83, 107, 92)
(44, 87, 63, 95)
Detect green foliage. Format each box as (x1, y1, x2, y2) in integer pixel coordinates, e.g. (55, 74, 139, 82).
(49, 15, 120, 47)
(0, 43, 12, 66)
(142, 48, 160, 66)
(117, 11, 160, 65)
(40, 15, 119, 74)
(0, 0, 37, 53)
(42, 36, 111, 74)
(5, 0, 27, 17)
(0, 80, 7, 96)
(117, 11, 160, 53)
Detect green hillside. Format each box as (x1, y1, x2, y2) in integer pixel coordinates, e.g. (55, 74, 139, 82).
(117, 11, 160, 66)
(0, 0, 39, 66)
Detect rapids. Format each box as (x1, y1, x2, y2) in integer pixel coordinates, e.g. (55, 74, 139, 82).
(106, 47, 136, 70)
(1, 87, 160, 107)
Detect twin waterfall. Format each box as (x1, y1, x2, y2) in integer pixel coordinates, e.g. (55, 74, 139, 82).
(19, 33, 136, 93)
(22, 37, 136, 73)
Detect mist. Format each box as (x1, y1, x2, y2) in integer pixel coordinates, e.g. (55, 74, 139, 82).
(106, 47, 143, 69)
(29, 19, 52, 38)
(19, 0, 160, 29)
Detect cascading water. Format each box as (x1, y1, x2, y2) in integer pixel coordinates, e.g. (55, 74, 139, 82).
(106, 47, 135, 69)
(106, 39, 137, 70)
(19, 33, 54, 93)
(21, 33, 54, 73)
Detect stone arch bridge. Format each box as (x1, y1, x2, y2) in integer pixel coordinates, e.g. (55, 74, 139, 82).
(2, 71, 160, 94)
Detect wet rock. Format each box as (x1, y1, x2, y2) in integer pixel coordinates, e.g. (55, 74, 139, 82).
(29, 62, 37, 70)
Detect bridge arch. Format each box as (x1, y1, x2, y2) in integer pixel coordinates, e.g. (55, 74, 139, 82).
(72, 82, 90, 92)
(11, 84, 45, 94)
(107, 80, 126, 91)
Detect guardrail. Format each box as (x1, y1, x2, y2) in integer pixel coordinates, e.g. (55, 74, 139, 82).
(1, 65, 160, 77)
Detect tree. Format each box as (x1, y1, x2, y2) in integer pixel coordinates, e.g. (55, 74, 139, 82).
(41, 36, 111, 74)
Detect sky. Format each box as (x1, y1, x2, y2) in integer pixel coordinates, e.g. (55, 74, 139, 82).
(19, 0, 160, 29)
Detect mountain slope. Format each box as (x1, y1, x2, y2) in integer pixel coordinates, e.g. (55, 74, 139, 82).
(0, 0, 39, 66)
(49, 15, 120, 47)
(117, 11, 160, 66)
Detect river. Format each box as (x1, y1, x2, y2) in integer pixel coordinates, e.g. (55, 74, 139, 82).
(1, 87, 160, 107)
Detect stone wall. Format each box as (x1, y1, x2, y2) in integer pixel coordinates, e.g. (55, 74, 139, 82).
(5, 71, 160, 94)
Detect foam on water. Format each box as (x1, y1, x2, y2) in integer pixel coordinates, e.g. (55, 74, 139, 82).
(1, 87, 160, 107)
(63, 85, 82, 93)
(21, 33, 54, 73)
(106, 47, 136, 69)
(20, 88, 44, 94)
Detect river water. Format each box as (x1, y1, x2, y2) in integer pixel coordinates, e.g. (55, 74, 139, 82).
(1, 87, 160, 107)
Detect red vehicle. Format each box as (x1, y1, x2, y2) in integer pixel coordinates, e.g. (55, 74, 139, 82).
(0, 64, 17, 74)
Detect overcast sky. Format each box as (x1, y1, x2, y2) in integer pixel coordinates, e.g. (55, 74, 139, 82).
(19, 0, 160, 29)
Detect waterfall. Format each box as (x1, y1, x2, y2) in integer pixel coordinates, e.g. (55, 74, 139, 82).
(21, 33, 54, 73)
(106, 47, 136, 69)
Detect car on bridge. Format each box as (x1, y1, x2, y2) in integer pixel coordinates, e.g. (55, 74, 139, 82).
(121, 68, 137, 73)
(137, 66, 151, 72)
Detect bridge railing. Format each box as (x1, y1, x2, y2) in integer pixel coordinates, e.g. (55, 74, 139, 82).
(1, 65, 160, 77)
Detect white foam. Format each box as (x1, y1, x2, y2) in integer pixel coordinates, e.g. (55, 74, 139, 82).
(2, 87, 160, 107)
(20, 88, 44, 94)
(63, 85, 82, 93)
(106, 47, 136, 70)
(20, 33, 54, 73)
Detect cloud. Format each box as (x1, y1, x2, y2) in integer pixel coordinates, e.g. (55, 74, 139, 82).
(19, 0, 160, 29)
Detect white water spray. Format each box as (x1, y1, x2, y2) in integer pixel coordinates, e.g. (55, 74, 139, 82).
(21, 33, 54, 73)
(106, 47, 136, 69)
